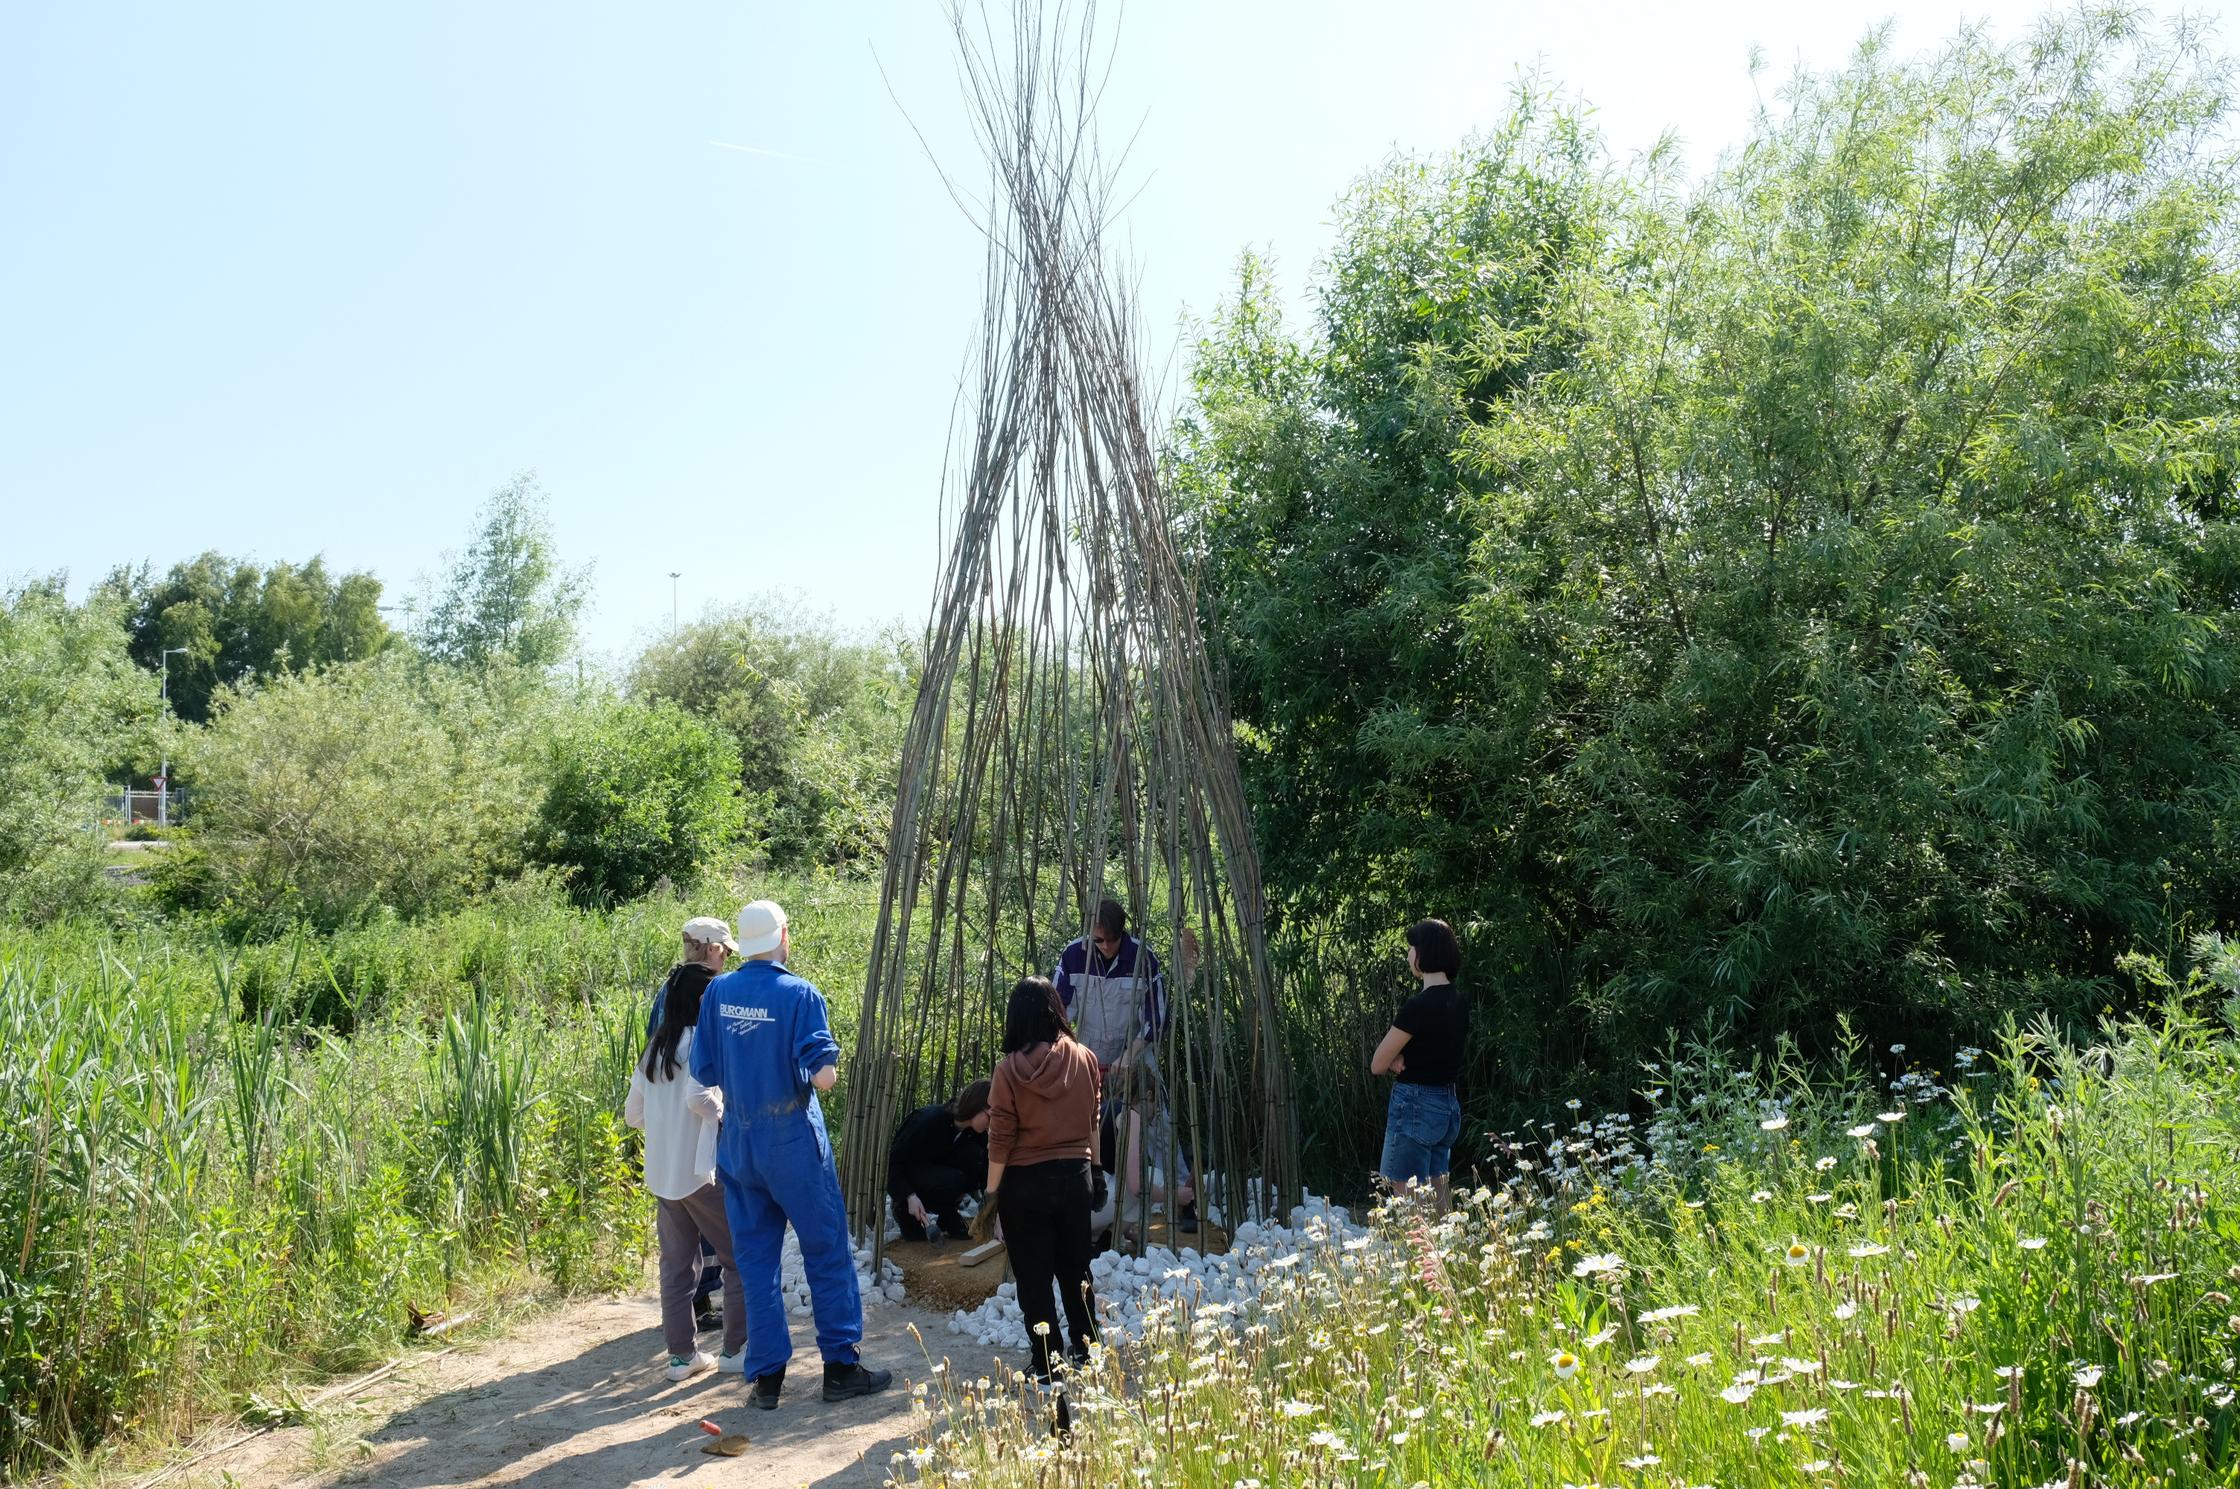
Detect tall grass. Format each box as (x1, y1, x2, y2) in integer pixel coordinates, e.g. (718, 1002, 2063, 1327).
(898, 988, 2240, 1487)
(0, 871, 880, 1475)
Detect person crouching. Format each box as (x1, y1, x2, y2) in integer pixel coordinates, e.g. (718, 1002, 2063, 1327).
(888, 1080, 992, 1243)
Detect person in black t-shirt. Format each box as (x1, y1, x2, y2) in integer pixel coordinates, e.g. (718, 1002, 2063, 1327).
(1369, 918, 1468, 1208)
(886, 1081, 994, 1242)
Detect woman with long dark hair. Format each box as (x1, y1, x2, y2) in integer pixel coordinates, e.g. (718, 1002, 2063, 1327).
(985, 974, 1101, 1379)
(625, 923, 745, 1380)
(1369, 918, 1468, 1209)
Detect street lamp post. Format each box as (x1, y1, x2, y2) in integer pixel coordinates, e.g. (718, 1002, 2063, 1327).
(158, 646, 188, 827)
(668, 572, 681, 631)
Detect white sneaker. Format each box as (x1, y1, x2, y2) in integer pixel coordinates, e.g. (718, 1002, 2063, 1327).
(715, 1349, 747, 1374)
(666, 1351, 715, 1381)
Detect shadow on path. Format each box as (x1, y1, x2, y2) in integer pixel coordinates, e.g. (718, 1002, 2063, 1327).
(314, 1298, 944, 1489)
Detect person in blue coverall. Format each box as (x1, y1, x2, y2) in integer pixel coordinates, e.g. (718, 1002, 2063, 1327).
(691, 898, 893, 1408)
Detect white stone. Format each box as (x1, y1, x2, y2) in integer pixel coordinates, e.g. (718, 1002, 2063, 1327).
(941, 1190, 1370, 1350)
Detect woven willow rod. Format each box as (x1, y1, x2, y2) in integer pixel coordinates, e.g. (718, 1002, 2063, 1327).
(836, 0, 1300, 1261)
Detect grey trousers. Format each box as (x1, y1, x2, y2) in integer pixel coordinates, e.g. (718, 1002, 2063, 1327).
(657, 1184, 744, 1358)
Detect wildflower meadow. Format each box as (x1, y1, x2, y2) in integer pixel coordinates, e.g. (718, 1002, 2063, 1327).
(894, 972, 2240, 1488)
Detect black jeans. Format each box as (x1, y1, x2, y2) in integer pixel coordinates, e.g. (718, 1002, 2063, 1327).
(890, 1163, 976, 1241)
(996, 1158, 1097, 1378)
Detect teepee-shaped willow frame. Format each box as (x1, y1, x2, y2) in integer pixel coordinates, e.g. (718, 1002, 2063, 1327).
(836, 2, 1300, 1258)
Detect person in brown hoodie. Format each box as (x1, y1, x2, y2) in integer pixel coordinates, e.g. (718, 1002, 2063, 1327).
(986, 974, 1102, 1379)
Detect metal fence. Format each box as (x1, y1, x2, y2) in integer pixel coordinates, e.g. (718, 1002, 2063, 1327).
(110, 788, 188, 827)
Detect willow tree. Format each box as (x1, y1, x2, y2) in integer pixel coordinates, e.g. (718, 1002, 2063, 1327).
(1178, 11, 2240, 1162)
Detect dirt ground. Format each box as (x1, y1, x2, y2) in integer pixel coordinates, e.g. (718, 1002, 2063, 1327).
(179, 1295, 961, 1489)
(879, 1240, 1007, 1313)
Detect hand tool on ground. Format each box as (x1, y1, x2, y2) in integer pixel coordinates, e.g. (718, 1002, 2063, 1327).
(698, 1418, 749, 1456)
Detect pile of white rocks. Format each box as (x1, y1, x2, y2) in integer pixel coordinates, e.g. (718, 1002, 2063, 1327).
(943, 1195, 1366, 1351)
(777, 1229, 908, 1314)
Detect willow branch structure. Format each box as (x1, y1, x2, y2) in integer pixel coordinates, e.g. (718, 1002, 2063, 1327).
(837, 1, 1300, 1258)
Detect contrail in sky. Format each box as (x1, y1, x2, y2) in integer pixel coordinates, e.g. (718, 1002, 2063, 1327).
(710, 140, 821, 165)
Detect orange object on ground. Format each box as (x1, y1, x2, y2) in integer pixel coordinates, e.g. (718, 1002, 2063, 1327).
(697, 1419, 749, 1456)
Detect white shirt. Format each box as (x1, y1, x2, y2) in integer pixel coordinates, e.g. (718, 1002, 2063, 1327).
(624, 1028, 724, 1201)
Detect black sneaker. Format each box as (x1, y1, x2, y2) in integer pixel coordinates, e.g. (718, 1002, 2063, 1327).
(937, 1214, 972, 1241)
(1179, 1202, 1200, 1234)
(751, 1368, 784, 1411)
(695, 1306, 723, 1334)
(822, 1362, 894, 1402)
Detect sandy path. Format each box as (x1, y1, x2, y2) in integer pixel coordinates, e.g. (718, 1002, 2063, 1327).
(198, 1295, 959, 1489)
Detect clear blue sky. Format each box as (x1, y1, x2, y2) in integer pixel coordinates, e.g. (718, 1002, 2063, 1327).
(7, 2, 2230, 664)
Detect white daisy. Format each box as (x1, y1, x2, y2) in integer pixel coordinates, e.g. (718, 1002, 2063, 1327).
(1637, 1304, 1700, 1324)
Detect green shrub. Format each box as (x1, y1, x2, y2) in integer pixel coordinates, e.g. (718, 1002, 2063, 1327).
(625, 601, 916, 869)
(177, 654, 542, 930)
(0, 582, 161, 923)
(528, 697, 741, 906)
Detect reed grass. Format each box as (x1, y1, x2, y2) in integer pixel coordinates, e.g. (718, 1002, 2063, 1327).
(0, 871, 877, 1476)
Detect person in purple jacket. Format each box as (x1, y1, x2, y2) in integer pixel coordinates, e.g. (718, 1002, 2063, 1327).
(1051, 898, 1197, 1234)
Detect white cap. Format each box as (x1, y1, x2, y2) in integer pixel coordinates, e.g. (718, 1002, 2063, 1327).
(735, 899, 788, 957)
(681, 915, 738, 954)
